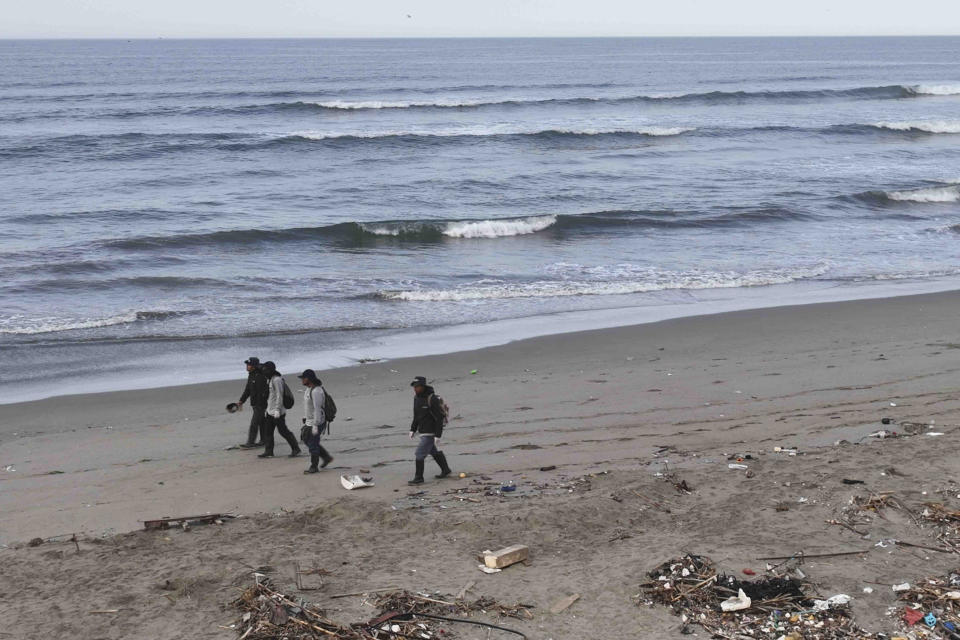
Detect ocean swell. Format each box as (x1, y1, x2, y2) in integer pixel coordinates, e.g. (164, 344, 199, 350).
(0, 310, 190, 335)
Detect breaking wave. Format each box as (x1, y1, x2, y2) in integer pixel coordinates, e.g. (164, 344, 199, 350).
(887, 185, 960, 203)
(0, 310, 190, 335)
(107, 208, 804, 251)
(290, 126, 694, 141)
(378, 264, 832, 302)
(867, 120, 960, 134)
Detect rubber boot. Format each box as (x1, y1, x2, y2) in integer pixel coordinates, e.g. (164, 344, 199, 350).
(433, 451, 452, 479)
(319, 447, 333, 468)
(304, 453, 320, 474)
(408, 459, 425, 485)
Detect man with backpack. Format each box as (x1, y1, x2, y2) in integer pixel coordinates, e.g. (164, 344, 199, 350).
(407, 376, 452, 485)
(258, 361, 301, 459)
(237, 357, 267, 449)
(298, 369, 334, 474)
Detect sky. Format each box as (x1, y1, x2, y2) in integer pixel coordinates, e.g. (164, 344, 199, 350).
(3, 0, 960, 39)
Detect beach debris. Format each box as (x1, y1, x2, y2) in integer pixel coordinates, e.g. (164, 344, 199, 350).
(481, 544, 529, 570)
(892, 583, 911, 592)
(539, 465, 557, 472)
(470, 369, 478, 374)
(549, 593, 580, 614)
(774, 446, 798, 455)
(638, 553, 872, 638)
(892, 569, 960, 636)
(143, 513, 232, 531)
(843, 478, 866, 485)
(294, 562, 331, 591)
(728, 463, 748, 470)
(340, 475, 375, 490)
(234, 579, 530, 639)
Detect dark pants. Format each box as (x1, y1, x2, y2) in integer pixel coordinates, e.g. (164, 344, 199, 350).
(261, 414, 299, 455)
(307, 430, 332, 466)
(246, 405, 266, 445)
(415, 435, 439, 461)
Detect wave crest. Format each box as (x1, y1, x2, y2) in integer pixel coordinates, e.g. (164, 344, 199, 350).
(887, 186, 960, 203)
(0, 310, 187, 335)
(379, 264, 831, 302)
(869, 120, 960, 134)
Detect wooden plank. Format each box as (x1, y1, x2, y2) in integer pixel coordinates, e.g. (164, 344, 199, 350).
(549, 593, 580, 614)
(144, 514, 223, 530)
(483, 544, 529, 569)
(456, 580, 476, 600)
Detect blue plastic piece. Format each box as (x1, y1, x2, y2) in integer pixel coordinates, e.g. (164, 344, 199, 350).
(924, 612, 937, 628)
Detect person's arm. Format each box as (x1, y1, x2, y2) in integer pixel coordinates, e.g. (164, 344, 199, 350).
(239, 376, 251, 404)
(311, 387, 325, 435)
(409, 398, 418, 438)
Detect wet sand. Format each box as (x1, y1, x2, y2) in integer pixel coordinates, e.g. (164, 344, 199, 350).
(3, 290, 960, 638)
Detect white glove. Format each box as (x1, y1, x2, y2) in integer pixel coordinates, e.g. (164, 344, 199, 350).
(409, 431, 415, 439)
(269, 410, 280, 418)
(311, 424, 319, 436)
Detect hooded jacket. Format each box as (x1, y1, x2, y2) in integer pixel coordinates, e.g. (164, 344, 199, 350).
(266, 372, 287, 418)
(410, 385, 443, 438)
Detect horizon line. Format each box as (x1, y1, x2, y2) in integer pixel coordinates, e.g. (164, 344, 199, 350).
(2, 33, 960, 40)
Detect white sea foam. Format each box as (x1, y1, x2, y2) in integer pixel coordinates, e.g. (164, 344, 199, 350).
(382, 264, 831, 302)
(910, 84, 960, 96)
(0, 311, 141, 335)
(871, 120, 960, 133)
(315, 98, 501, 109)
(292, 126, 693, 141)
(442, 216, 558, 238)
(887, 186, 960, 203)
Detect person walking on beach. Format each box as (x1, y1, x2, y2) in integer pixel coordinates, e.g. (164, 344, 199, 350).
(407, 376, 452, 485)
(259, 361, 301, 459)
(237, 357, 268, 448)
(299, 369, 334, 474)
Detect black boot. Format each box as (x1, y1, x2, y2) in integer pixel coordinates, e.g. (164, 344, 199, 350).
(319, 446, 333, 468)
(408, 459, 425, 485)
(433, 451, 452, 479)
(304, 453, 320, 474)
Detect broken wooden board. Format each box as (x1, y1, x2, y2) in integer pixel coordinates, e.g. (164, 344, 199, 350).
(143, 514, 229, 530)
(549, 593, 580, 614)
(482, 544, 529, 569)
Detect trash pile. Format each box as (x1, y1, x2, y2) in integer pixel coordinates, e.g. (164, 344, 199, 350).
(920, 503, 960, 547)
(893, 568, 960, 639)
(231, 577, 529, 639)
(638, 554, 874, 639)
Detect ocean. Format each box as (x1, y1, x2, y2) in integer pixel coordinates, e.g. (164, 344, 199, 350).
(2, 37, 959, 402)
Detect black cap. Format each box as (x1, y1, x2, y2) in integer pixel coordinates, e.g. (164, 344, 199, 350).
(410, 376, 427, 387)
(299, 369, 320, 384)
(245, 357, 260, 366)
(261, 361, 276, 372)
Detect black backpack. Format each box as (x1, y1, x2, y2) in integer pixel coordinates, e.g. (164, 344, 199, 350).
(281, 378, 295, 410)
(322, 388, 337, 424)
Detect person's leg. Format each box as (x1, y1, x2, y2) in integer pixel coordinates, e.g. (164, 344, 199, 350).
(258, 415, 276, 457)
(243, 406, 263, 447)
(304, 431, 333, 473)
(432, 441, 452, 478)
(408, 435, 433, 484)
(276, 416, 301, 456)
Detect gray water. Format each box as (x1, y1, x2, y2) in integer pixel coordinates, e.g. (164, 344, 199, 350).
(2, 37, 959, 402)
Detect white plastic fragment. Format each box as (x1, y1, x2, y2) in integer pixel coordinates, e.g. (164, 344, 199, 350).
(892, 583, 911, 592)
(728, 463, 748, 470)
(720, 588, 752, 612)
(813, 594, 852, 611)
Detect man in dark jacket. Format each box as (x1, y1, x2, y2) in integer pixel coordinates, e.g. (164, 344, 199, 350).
(237, 357, 268, 448)
(407, 376, 452, 485)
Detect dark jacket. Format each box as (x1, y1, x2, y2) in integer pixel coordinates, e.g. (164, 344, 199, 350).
(411, 386, 443, 437)
(240, 368, 269, 408)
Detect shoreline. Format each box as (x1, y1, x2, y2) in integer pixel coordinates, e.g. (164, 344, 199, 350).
(5, 275, 960, 405)
(2, 287, 960, 545)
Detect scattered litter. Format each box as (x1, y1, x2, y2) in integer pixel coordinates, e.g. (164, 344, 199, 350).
(892, 583, 911, 592)
(927, 432, 945, 436)
(842, 479, 866, 485)
(470, 369, 478, 375)
(728, 463, 748, 470)
(863, 587, 874, 594)
(478, 565, 502, 574)
(143, 513, 233, 531)
(549, 593, 580, 614)
(340, 475, 375, 491)
(639, 554, 870, 638)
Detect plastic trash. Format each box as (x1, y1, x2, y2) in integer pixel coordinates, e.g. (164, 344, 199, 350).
(501, 485, 517, 492)
(892, 582, 911, 592)
(812, 594, 852, 611)
(728, 463, 748, 470)
(903, 608, 924, 625)
(924, 613, 937, 628)
(340, 475, 375, 490)
(720, 588, 751, 612)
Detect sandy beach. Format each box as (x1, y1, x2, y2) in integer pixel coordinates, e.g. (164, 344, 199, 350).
(4, 290, 960, 638)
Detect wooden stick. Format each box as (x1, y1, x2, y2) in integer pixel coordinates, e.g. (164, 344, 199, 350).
(329, 586, 401, 599)
(756, 549, 870, 561)
(456, 580, 476, 600)
(672, 573, 717, 602)
(288, 617, 338, 637)
(895, 540, 954, 554)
